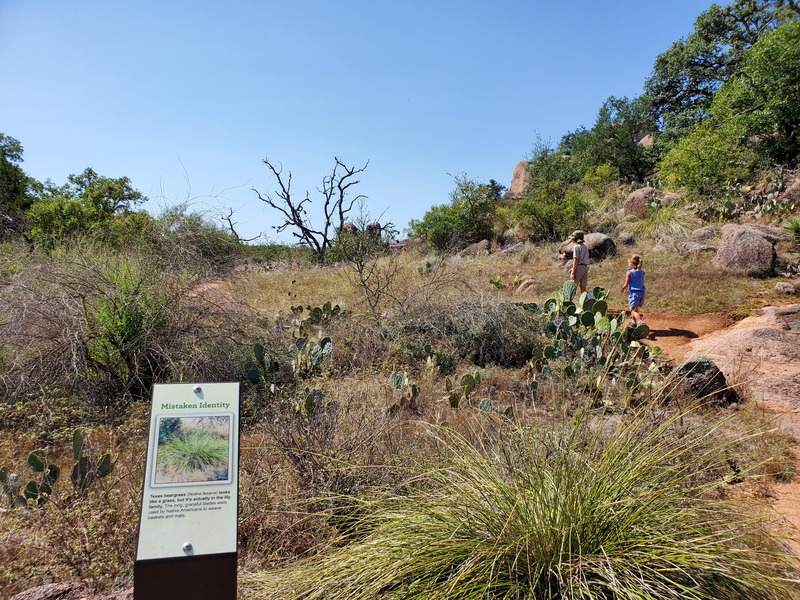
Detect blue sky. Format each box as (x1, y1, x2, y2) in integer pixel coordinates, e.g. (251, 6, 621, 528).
(1, 1, 715, 242)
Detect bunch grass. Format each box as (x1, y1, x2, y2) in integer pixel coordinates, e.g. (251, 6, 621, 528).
(158, 430, 228, 472)
(626, 206, 694, 243)
(248, 403, 799, 599)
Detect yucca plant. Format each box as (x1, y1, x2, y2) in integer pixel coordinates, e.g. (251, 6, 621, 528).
(247, 404, 799, 599)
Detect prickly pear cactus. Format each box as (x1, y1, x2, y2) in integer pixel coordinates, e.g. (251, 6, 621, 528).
(628, 323, 650, 341)
(562, 280, 577, 303)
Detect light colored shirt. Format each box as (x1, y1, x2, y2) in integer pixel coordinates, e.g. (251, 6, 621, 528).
(573, 242, 589, 265)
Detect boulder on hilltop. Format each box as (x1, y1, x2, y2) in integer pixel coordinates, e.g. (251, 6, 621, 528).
(623, 187, 658, 218)
(559, 232, 616, 261)
(713, 224, 778, 277)
(505, 161, 528, 198)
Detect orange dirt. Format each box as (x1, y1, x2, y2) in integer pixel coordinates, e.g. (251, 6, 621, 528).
(641, 306, 800, 553)
(641, 311, 737, 361)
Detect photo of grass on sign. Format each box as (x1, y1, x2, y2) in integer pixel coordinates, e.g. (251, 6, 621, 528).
(153, 415, 232, 486)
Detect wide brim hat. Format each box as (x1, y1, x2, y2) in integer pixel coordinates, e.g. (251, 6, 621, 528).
(570, 230, 585, 242)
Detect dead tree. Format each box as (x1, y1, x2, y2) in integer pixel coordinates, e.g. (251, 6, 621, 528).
(253, 156, 368, 260)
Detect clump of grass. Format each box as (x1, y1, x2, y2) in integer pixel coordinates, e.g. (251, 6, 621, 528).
(158, 430, 228, 472)
(249, 404, 799, 599)
(785, 216, 800, 246)
(627, 206, 694, 243)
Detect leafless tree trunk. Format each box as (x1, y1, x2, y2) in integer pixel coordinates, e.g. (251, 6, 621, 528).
(253, 157, 368, 260)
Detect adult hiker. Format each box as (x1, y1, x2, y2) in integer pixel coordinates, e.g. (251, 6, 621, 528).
(569, 229, 589, 295)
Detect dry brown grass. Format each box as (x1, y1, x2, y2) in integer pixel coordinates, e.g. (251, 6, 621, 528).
(0, 422, 146, 598)
(0, 234, 796, 597)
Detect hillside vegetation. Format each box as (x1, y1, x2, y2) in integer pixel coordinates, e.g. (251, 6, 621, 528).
(2, 1, 800, 598)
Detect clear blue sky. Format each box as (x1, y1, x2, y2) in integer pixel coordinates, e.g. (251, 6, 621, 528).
(1, 1, 714, 242)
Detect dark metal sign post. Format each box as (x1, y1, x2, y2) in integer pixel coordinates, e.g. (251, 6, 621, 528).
(134, 383, 240, 600)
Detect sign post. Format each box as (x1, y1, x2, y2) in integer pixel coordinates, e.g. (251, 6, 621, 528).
(134, 382, 240, 600)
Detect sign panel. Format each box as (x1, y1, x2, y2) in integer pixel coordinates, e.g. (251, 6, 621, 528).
(136, 382, 240, 561)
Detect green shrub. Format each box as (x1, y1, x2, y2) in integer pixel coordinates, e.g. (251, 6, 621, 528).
(409, 176, 501, 252)
(83, 257, 172, 399)
(0, 244, 255, 412)
(158, 207, 244, 271)
(659, 121, 758, 200)
(512, 183, 591, 242)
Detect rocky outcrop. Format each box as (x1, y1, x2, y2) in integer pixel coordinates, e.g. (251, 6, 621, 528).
(688, 304, 800, 407)
(618, 232, 635, 246)
(713, 224, 777, 277)
(780, 180, 800, 204)
(676, 241, 717, 255)
(559, 233, 616, 261)
(623, 187, 657, 218)
(733, 223, 788, 245)
(458, 239, 490, 257)
(672, 356, 737, 406)
(691, 226, 719, 242)
(614, 222, 631, 234)
(506, 161, 528, 198)
(496, 241, 525, 256)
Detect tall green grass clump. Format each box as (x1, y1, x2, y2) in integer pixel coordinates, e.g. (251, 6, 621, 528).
(627, 205, 693, 243)
(785, 216, 800, 246)
(251, 405, 799, 599)
(158, 431, 228, 472)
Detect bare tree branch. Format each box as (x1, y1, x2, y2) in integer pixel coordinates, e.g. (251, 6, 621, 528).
(221, 207, 260, 243)
(253, 156, 369, 260)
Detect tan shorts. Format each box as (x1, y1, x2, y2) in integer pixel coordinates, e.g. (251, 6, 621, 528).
(573, 264, 588, 289)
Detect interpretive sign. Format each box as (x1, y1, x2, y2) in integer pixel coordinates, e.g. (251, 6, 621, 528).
(134, 382, 240, 600)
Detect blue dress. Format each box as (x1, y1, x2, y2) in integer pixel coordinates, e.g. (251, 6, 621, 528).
(627, 268, 645, 308)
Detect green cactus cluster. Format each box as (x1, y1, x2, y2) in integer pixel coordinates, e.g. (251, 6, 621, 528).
(292, 336, 333, 376)
(288, 302, 339, 377)
(0, 429, 115, 509)
(70, 429, 114, 494)
(422, 343, 456, 375)
(291, 302, 341, 337)
(246, 342, 282, 389)
(391, 371, 420, 402)
(244, 303, 340, 424)
(0, 451, 59, 507)
(445, 371, 481, 408)
(526, 282, 661, 407)
(478, 398, 514, 419)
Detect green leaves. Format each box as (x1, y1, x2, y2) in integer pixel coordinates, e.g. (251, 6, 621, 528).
(409, 174, 501, 251)
(27, 450, 46, 473)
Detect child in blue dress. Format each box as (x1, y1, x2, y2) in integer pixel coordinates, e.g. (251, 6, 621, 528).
(620, 254, 646, 326)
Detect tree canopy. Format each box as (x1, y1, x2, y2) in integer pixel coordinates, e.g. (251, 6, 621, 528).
(645, 0, 794, 148)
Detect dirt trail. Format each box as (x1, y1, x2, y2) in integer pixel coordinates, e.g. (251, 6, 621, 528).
(642, 311, 737, 361)
(644, 305, 800, 551)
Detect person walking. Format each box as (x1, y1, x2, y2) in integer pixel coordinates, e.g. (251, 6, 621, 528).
(569, 230, 589, 294)
(621, 254, 646, 325)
